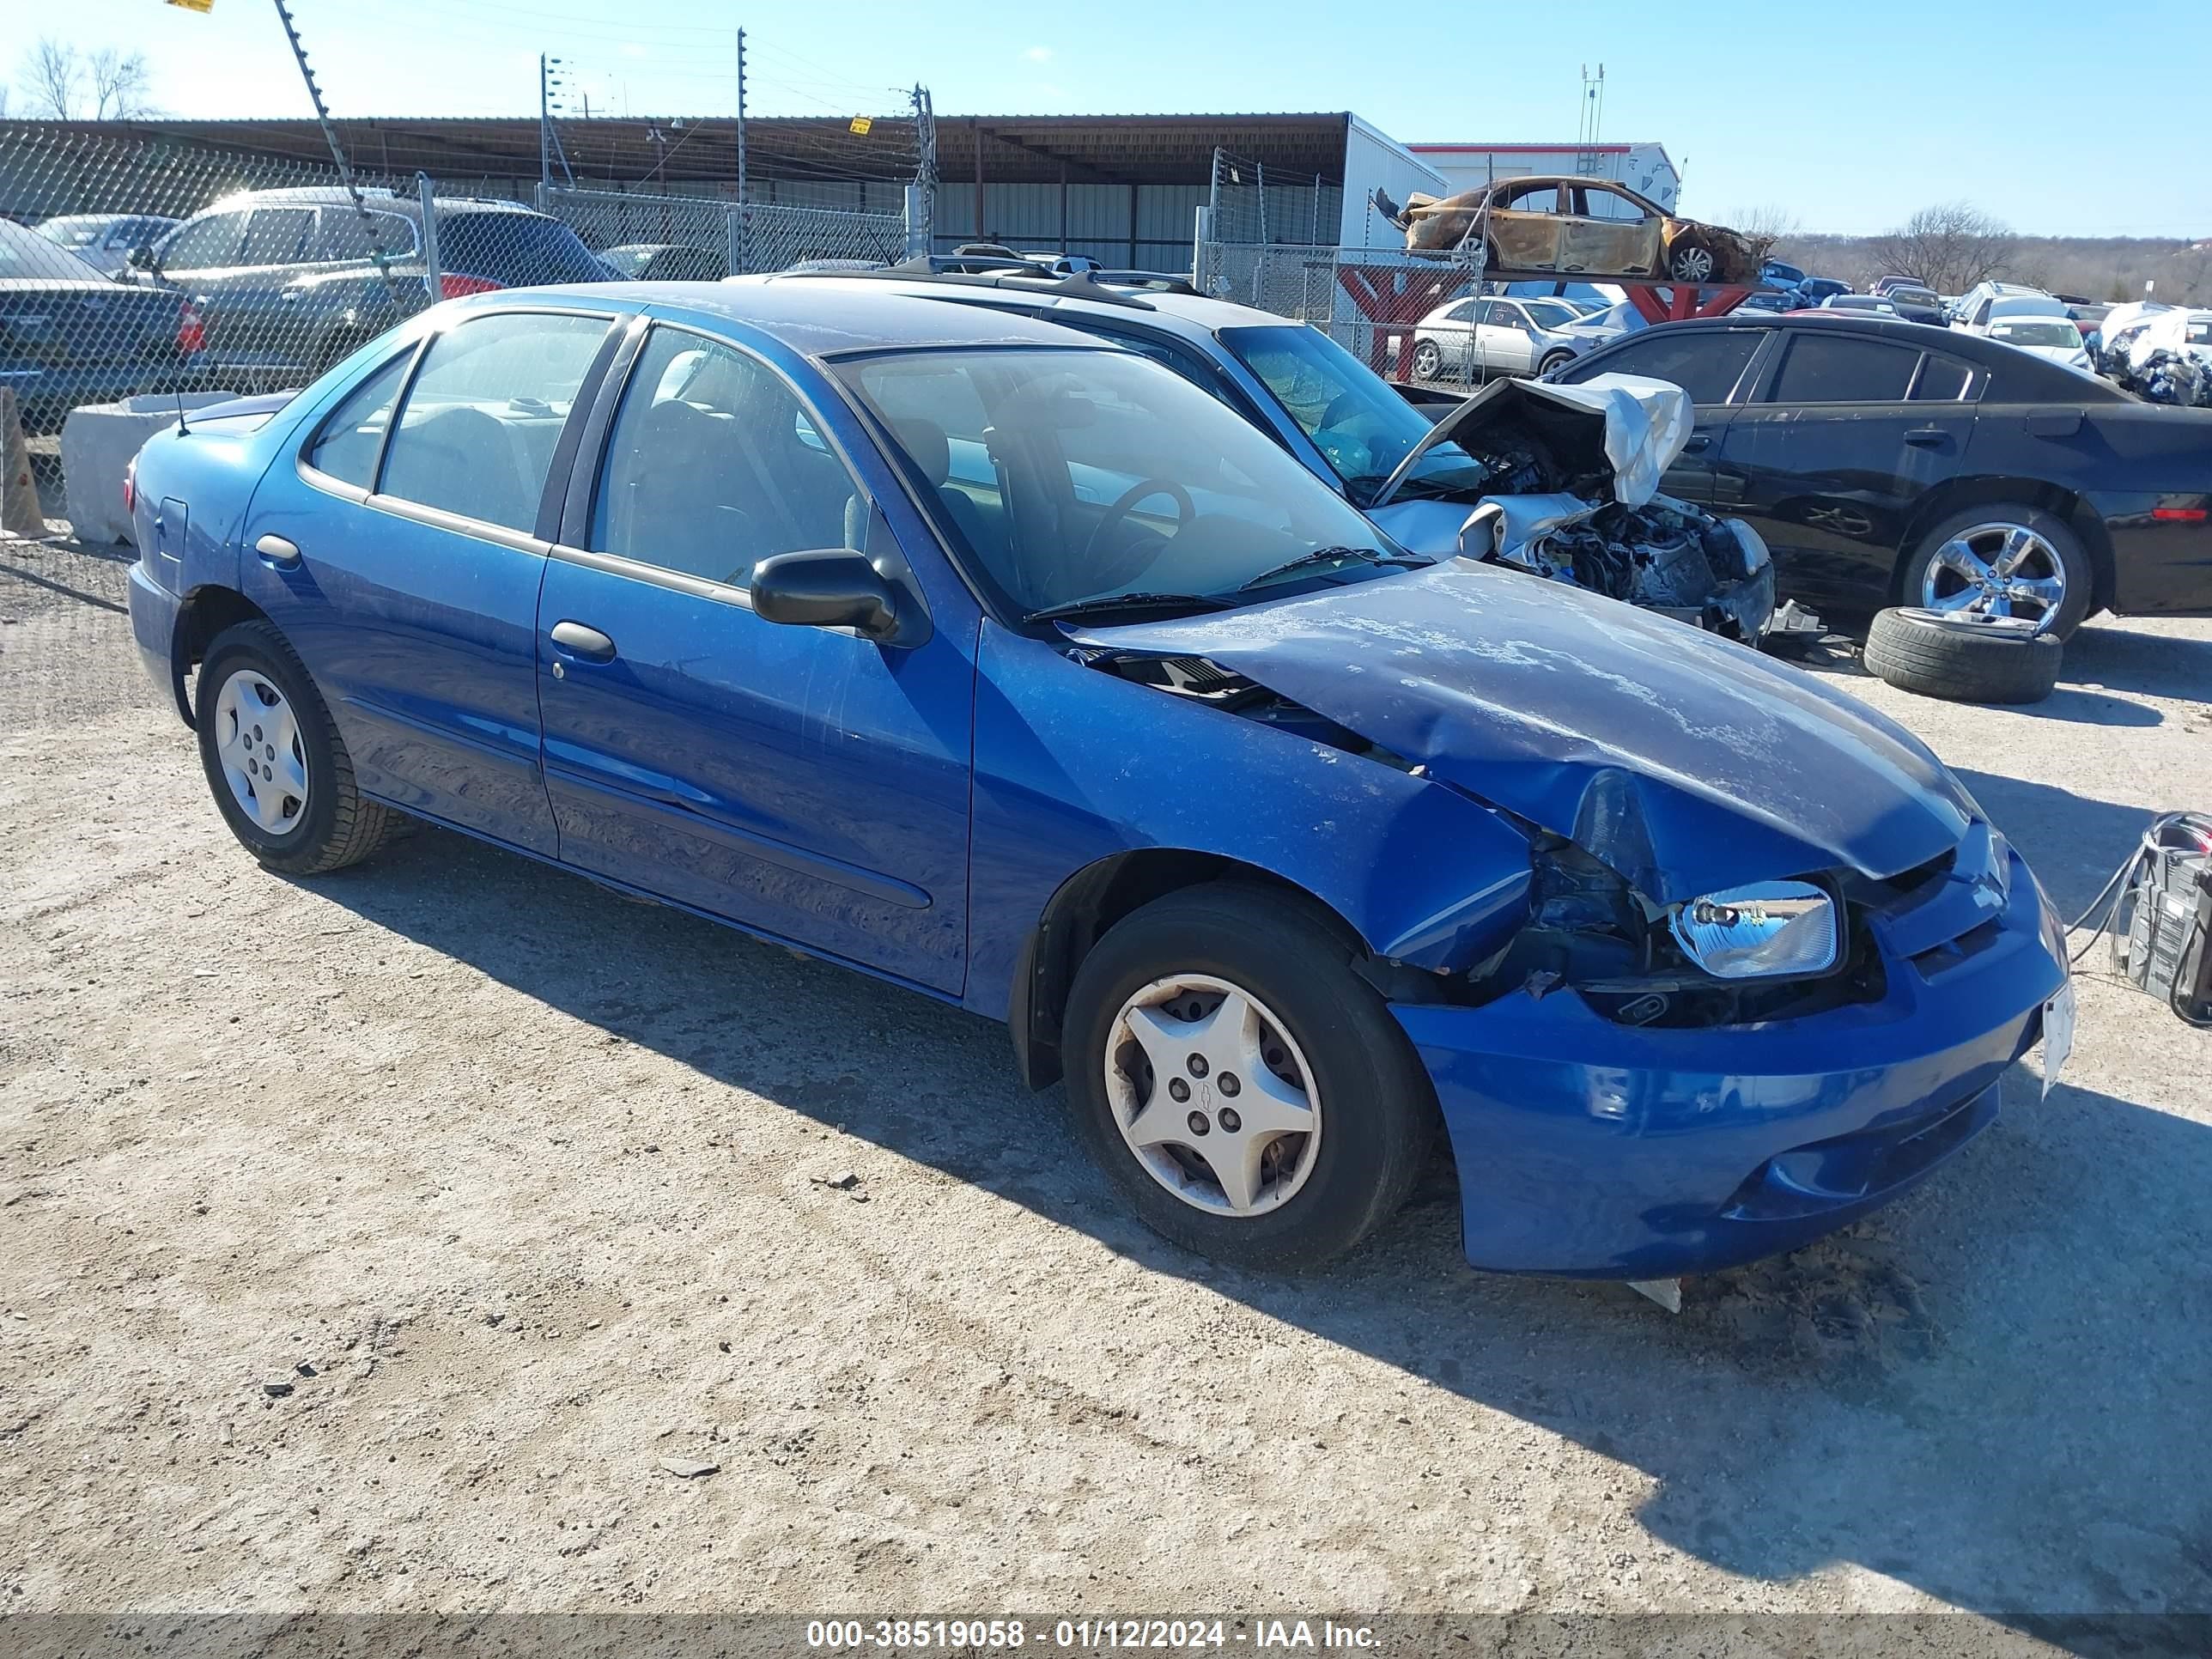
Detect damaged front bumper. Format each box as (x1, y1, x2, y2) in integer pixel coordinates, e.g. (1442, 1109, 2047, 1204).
(1392, 848, 2065, 1279)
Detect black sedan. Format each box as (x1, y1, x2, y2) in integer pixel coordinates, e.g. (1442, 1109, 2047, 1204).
(1554, 312, 2212, 637)
(0, 218, 201, 433)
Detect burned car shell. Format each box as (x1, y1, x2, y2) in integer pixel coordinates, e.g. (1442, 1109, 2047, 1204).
(1374, 176, 1759, 285)
(1052, 562, 2066, 1277)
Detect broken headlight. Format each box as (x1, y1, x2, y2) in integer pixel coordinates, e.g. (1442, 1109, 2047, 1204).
(1668, 880, 1839, 980)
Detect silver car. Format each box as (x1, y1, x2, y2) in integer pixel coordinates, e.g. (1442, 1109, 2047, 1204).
(1409, 295, 1589, 382)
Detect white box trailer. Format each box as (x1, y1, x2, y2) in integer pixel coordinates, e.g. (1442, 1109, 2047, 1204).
(1339, 117, 1452, 251)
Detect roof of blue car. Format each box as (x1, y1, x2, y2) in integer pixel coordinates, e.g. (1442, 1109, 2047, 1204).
(493, 279, 1097, 358)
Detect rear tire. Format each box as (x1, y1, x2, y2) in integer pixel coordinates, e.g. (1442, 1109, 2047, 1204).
(1062, 883, 1436, 1272)
(1411, 339, 1443, 380)
(194, 620, 395, 874)
(1898, 503, 2094, 641)
(1862, 606, 2063, 705)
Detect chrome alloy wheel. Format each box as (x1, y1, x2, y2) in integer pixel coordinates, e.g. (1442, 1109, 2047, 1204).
(1103, 974, 1322, 1217)
(1921, 521, 2067, 632)
(212, 668, 308, 834)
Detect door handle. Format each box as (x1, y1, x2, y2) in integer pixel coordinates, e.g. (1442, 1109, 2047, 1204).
(254, 533, 301, 568)
(1904, 427, 1949, 447)
(550, 620, 617, 663)
(1681, 434, 1712, 453)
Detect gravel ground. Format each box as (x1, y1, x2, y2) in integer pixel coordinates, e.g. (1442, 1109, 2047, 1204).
(3, 536, 2209, 1641)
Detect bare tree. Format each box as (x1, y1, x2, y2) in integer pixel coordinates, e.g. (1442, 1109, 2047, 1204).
(21, 36, 81, 118)
(88, 46, 153, 119)
(1865, 202, 2018, 295)
(1727, 204, 1800, 262)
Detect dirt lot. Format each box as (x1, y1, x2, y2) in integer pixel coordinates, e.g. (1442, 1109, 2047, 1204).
(3, 534, 2209, 1640)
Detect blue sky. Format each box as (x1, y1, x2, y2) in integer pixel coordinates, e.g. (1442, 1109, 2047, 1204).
(18, 0, 2210, 237)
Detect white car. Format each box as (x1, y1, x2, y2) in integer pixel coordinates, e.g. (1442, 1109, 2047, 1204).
(1952, 284, 2065, 335)
(1408, 294, 1591, 382)
(1984, 315, 2094, 374)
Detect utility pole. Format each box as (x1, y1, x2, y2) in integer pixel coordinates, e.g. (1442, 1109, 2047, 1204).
(539, 53, 553, 205)
(736, 30, 749, 263)
(909, 82, 936, 258)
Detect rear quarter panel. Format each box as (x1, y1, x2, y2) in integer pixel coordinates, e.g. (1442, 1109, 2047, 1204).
(1966, 402, 2212, 614)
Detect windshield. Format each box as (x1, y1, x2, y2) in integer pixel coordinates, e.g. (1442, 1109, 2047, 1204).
(0, 219, 103, 280)
(1991, 320, 2080, 348)
(35, 216, 104, 248)
(1523, 299, 1579, 330)
(841, 347, 1409, 620)
(1217, 323, 1492, 505)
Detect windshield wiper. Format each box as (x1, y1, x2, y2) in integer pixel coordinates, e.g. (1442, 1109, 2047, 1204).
(1235, 545, 1423, 593)
(1022, 592, 1237, 625)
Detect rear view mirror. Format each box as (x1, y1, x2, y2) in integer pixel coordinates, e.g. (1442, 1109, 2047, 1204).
(750, 548, 923, 646)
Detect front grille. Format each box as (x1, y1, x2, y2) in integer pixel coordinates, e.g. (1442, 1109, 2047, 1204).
(1863, 822, 2013, 979)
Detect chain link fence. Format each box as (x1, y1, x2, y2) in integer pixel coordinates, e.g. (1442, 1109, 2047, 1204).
(1195, 235, 1488, 388)
(0, 122, 923, 447)
(541, 185, 911, 282)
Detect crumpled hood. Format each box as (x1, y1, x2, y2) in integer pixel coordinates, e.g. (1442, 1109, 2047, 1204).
(1370, 373, 1690, 511)
(1069, 562, 1972, 905)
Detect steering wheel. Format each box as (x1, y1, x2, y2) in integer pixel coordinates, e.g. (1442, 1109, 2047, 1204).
(1082, 477, 1195, 586)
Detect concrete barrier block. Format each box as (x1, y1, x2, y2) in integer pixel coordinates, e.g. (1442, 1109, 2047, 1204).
(61, 393, 243, 546)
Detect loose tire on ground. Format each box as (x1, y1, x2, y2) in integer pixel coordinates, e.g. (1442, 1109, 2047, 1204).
(1861, 606, 2063, 705)
(1061, 882, 1437, 1272)
(194, 619, 396, 874)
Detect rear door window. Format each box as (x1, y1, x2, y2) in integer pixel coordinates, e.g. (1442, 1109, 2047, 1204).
(1565, 328, 1763, 404)
(1768, 334, 1920, 403)
(377, 311, 613, 532)
(160, 211, 247, 270)
(240, 208, 314, 267)
(1910, 353, 1977, 402)
(317, 210, 416, 262)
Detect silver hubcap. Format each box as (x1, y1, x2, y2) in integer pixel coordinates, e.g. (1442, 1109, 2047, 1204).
(1414, 343, 1439, 374)
(1103, 974, 1321, 1218)
(1675, 247, 1713, 282)
(213, 669, 308, 834)
(1922, 522, 2066, 631)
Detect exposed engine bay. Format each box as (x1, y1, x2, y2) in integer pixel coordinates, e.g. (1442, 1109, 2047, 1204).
(1361, 372, 1810, 644)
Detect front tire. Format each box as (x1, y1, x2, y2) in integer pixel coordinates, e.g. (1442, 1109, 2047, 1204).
(1062, 884, 1436, 1271)
(195, 620, 394, 874)
(1538, 349, 1575, 378)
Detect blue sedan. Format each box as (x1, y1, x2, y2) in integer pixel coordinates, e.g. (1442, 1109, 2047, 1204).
(125, 283, 2071, 1280)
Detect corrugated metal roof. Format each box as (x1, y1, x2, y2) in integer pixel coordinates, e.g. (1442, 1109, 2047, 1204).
(4, 112, 1359, 189)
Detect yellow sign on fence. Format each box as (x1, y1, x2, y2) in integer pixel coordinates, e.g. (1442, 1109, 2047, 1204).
(848, 116, 872, 136)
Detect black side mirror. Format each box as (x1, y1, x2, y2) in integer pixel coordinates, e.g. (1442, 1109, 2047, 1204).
(750, 548, 919, 645)
(129, 245, 158, 272)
